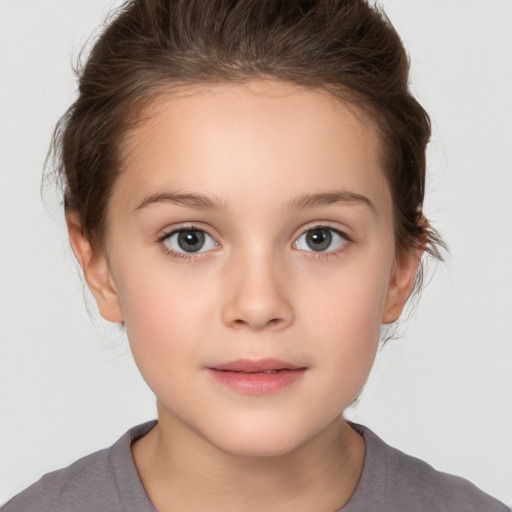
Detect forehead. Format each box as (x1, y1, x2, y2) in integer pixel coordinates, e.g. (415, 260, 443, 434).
(115, 80, 390, 215)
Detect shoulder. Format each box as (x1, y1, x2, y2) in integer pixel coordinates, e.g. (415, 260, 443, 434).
(1, 421, 157, 512)
(2, 447, 117, 512)
(345, 423, 509, 512)
(382, 439, 507, 511)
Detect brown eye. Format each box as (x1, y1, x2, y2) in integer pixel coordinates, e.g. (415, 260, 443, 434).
(294, 227, 347, 253)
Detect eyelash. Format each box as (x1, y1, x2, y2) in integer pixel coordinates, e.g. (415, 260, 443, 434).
(157, 224, 351, 262)
(157, 225, 218, 262)
(294, 224, 350, 260)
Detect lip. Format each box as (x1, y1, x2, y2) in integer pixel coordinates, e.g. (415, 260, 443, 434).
(206, 358, 307, 395)
(210, 358, 304, 372)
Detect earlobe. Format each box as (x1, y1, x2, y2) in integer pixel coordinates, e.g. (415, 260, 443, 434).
(382, 244, 423, 324)
(66, 212, 124, 323)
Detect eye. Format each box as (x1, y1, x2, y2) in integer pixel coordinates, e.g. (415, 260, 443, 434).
(294, 227, 348, 253)
(163, 229, 217, 254)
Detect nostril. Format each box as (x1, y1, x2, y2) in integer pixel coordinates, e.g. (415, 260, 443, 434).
(230, 317, 284, 330)
(221, 288, 294, 331)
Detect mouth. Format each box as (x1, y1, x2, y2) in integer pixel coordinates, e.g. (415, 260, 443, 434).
(210, 358, 304, 373)
(206, 359, 307, 394)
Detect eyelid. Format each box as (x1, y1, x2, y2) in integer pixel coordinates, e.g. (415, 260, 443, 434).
(157, 223, 220, 260)
(155, 221, 351, 262)
(292, 223, 351, 256)
(295, 222, 352, 241)
(157, 222, 219, 241)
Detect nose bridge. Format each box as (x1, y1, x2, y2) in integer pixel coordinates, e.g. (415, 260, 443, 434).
(221, 243, 294, 331)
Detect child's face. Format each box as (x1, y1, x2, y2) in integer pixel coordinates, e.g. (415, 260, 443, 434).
(74, 80, 418, 456)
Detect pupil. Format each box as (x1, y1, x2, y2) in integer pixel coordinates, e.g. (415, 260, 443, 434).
(306, 229, 331, 251)
(178, 230, 205, 252)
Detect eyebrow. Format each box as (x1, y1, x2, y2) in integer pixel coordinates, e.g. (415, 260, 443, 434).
(134, 189, 375, 214)
(286, 191, 376, 213)
(135, 191, 228, 212)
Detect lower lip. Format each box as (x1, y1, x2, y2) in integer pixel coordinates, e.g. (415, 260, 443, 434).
(206, 368, 307, 394)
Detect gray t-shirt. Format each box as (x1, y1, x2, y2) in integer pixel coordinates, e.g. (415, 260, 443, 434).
(2, 421, 509, 511)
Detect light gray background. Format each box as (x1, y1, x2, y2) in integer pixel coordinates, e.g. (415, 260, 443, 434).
(1, 0, 511, 506)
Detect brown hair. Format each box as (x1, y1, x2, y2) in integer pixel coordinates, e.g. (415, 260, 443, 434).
(50, 0, 445, 268)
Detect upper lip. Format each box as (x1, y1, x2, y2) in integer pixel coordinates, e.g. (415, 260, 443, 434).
(209, 358, 305, 372)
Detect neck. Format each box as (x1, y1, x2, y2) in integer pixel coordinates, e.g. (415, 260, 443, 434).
(132, 408, 365, 512)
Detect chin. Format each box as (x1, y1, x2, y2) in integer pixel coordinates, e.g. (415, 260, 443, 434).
(215, 434, 306, 459)
(202, 417, 319, 459)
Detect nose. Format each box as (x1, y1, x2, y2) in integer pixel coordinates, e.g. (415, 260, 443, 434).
(221, 252, 294, 331)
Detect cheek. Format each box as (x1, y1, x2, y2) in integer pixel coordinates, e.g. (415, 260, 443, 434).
(112, 257, 217, 382)
(298, 254, 392, 382)
(301, 252, 391, 334)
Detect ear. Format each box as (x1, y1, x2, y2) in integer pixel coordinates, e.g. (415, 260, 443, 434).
(66, 212, 124, 323)
(382, 243, 424, 324)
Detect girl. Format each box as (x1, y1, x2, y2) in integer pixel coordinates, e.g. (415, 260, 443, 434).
(2, 0, 510, 510)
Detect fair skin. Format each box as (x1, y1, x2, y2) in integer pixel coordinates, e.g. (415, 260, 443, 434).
(68, 80, 421, 511)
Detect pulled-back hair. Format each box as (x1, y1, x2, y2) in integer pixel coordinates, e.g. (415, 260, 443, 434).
(51, 0, 445, 270)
